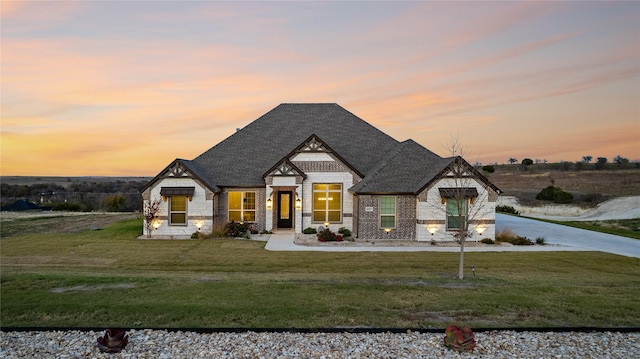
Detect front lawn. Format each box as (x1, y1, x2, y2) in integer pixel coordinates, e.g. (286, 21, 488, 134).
(1, 218, 639, 328)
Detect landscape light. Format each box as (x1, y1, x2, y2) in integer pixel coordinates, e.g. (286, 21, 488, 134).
(295, 198, 302, 209)
(266, 198, 272, 209)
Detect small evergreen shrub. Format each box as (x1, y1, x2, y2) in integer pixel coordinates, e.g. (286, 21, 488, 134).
(480, 238, 494, 244)
(496, 205, 519, 215)
(535, 237, 546, 245)
(303, 227, 317, 234)
(511, 236, 534, 245)
(338, 227, 352, 237)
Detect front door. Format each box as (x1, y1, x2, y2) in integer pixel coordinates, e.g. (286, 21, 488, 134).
(277, 191, 293, 228)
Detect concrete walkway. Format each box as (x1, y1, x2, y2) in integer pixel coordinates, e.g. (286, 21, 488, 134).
(265, 215, 640, 258)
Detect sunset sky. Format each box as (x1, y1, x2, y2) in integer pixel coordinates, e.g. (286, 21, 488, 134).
(1, 1, 639, 176)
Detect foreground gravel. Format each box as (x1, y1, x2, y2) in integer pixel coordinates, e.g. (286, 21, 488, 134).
(1, 330, 639, 358)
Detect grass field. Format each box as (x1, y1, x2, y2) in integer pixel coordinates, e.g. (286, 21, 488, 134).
(2, 216, 639, 329)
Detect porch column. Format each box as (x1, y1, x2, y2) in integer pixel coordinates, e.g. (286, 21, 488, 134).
(295, 184, 302, 233)
(265, 186, 274, 231)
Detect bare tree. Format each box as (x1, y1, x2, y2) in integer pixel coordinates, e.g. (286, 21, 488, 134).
(143, 197, 162, 238)
(439, 138, 491, 280)
(508, 158, 518, 165)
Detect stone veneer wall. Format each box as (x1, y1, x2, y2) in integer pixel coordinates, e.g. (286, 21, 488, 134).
(356, 194, 416, 240)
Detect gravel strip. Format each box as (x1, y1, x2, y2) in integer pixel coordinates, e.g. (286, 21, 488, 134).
(1, 330, 638, 358)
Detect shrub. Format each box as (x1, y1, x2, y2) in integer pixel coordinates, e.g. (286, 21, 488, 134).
(259, 229, 273, 234)
(224, 220, 249, 238)
(495, 228, 517, 243)
(317, 228, 337, 242)
(338, 227, 352, 237)
(482, 165, 495, 173)
(443, 325, 475, 352)
(480, 238, 494, 244)
(496, 205, 519, 215)
(535, 237, 546, 245)
(303, 227, 317, 234)
(511, 236, 534, 245)
(536, 186, 573, 204)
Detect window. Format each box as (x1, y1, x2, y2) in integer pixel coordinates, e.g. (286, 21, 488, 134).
(228, 191, 256, 222)
(313, 183, 342, 222)
(446, 198, 468, 230)
(380, 196, 396, 229)
(169, 196, 187, 225)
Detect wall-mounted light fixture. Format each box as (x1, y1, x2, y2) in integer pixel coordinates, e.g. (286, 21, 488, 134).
(295, 198, 302, 209)
(266, 198, 272, 209)
(475, 226, 486, 235)
(324, 222, 329, 228)
(427, 225, 438, 236)
(196, 221, 204, 231)
(384, 228, 392, 233)
(153, 220, 161, 230)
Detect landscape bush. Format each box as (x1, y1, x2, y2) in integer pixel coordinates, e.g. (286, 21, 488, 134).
(224, 220, 249, 238)
(535, 237, 546, 245)
(317, 228, 341, 242)
(536, 186, 574, 204)
(443, 325, 475, 352)
(495, 228, 517, 243)
(480, 238, 494, 244)
(338, 227, 352, 238)
(495, 205, 519, 215)
(302, 227, 317, 234)
(511, 236, 534, 245)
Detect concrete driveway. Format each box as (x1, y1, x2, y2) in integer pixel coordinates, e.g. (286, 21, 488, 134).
(496, 214, 640, 259)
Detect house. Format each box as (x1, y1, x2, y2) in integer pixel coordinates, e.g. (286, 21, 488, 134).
(141, 103, 501, 240)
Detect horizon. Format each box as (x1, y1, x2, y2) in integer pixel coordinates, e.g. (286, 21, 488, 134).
(2, 1, 639, 176)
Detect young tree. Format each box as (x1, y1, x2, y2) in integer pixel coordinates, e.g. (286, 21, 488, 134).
(582, 155, 592, 163)
(444, 156, 492, 280)
(143, 198, 162, 238)
(439, 139, 492, 280)
(508, 158, 518, 165)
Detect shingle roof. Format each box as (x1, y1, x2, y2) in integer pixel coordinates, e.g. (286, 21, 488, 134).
(348, 140, 452, 194)
(192, 103, 400, 187)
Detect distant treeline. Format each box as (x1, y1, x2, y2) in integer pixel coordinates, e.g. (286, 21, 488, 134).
(483, 156, 639, 172)
(0, 180, 148, 212)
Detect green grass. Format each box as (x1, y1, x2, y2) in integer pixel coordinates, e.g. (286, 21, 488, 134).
(2, 218, 639, 328)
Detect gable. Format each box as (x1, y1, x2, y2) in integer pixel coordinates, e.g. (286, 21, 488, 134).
(141, 159, 220, 194)
(416, 156, 502, 196)
(264, 159, 306, 178)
